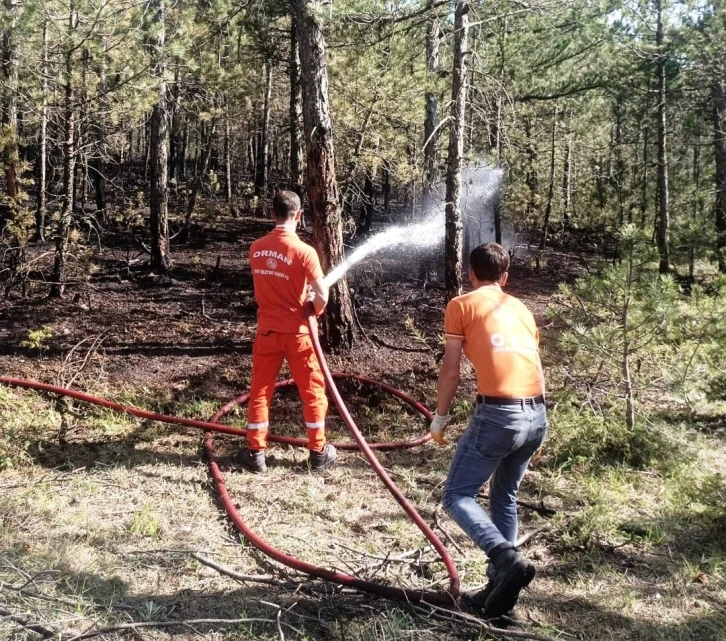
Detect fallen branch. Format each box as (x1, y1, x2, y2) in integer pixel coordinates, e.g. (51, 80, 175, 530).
(423, 603, 560, 641)
(64, 616, 302, 641)
(0, 605, 57, 638)
(191, 553, 290, 586)
(515, 525, 551, 548)
(479, 493, 557, 518)
(433, 505, 466, 556)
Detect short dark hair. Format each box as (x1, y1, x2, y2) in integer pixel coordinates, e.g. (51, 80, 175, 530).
(272, 190, 301, 220)
(470, 243, 510, 282)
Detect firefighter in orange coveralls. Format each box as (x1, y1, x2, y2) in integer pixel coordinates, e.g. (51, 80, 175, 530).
(240, 190, 337, 473)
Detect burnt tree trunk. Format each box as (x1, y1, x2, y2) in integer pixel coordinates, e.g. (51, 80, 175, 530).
(524, 116, 539, 222)
(290, 11, 303, 193)
(295, 0, 354, 350)
(50, 2, 77, 298)
(149, 0, 172, 272)
(444, 1, 469, 303)
(423, 15, 440, 212)
(714, 66, 726, 273)
(655, 0, 670, 274)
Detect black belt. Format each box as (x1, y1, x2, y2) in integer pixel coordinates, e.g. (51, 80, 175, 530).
(476, 394, 545, 406)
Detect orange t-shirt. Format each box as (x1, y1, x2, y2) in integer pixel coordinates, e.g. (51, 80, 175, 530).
(444, 285, 544, 397)
(249, 226, 324, 334)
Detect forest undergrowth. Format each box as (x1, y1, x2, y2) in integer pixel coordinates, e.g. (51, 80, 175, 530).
(1, 211, 725, 641)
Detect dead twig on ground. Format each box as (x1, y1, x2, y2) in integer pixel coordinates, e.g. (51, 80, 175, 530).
(479, 493, 558, 518)
(0, 604, 57, 638)
(63, 616, 303, 641)
(191, 552, 293, 586)
(515, 525, 551, 548)
(422, 603, 561, 641)
(433, 505, 466, 556)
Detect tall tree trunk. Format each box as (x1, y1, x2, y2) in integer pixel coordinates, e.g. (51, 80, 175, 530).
(713, 66, 726, 273)
(493, 16, 507, 245)
(289, 11, 303, 193)
(149, 0, 171, 273)
(524, 116, 539, 225)
(613, 102, 625, 226)
(444, 1, 469, 303)
(360, 171, 374, 236)
(255, 63, 273, 198)
(655, 0, 670, 274)
(689, 138, 700, 281)
(422, 14, 440, 212)
(640, 101, 650, 230)
(184, 120, 216, 236)
(224, 103, 232, 202)
(92, 39, 107, 222)
(295, 0, 354, 350)
(1, 0, 20, 204)
(562, 127, 572, 230)
(36, 17, 49, 240)
(50, 1, 77, 298)
(539, 109, 558, 250)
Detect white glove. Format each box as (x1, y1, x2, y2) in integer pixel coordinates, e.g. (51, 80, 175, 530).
(306, 287, 316, 304)
(429, 411, 451, 445)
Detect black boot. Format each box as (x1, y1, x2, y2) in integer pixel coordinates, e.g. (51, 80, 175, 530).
(461, 581, 494, 609)
(483, 544, 535, 618)
(239, 449, 267, 473)
(308, 443, 337, 471)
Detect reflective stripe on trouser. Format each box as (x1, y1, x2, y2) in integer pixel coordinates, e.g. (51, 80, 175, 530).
(247, 331, 328, 451)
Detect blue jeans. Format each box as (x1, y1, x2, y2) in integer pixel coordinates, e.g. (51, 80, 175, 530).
(442, 401, 548, 559)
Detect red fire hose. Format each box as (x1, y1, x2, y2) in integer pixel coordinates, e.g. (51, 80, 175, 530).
(0, 311, 460, 605)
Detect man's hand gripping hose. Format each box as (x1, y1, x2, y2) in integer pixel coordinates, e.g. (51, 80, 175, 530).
(429, 411, 451, 445)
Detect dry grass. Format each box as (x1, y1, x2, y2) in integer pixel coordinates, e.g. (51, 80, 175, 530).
(1, 378, 725, 641)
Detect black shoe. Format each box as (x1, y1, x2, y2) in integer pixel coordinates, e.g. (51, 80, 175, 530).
(239, 448, 267, 473)
(461, 581, 494, 609)
(484, 550, 535, 618)
(308, 443, 337, 471)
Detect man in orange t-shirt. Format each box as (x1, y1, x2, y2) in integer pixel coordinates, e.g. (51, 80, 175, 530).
(242, 191, 337, 474)
(430, 243, 547, 618)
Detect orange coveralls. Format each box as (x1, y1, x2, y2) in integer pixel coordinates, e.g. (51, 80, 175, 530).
(247, 225, 328, 451)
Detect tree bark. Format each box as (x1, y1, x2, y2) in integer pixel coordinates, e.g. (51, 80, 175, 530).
(149, 0, 172, 273)
(689, 138, 700, 281)
(295, 0, 354, 350)
(713, 65, 726, 273)
(92, 39, 107, 222)
(255, 62, 273, 198)
(184, 120, 216, 236)
(444, 1, 469, 303)
(1, 0, 20, 204)
(50, 1, 77, 298)
(640, 94, 650, 230)
(655, 0, 670, 274)
(224, 104, 232, 202)
(539, 109, 558, 249)
(524, 116, 539, 222)
(290, 11, 303, 193)
(422, 15, 440, 212)
(562, 127, 572, 230)
(36, 17, 49, 240)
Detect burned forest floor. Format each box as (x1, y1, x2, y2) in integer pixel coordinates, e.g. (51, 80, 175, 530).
(1, 204, 724, 641)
